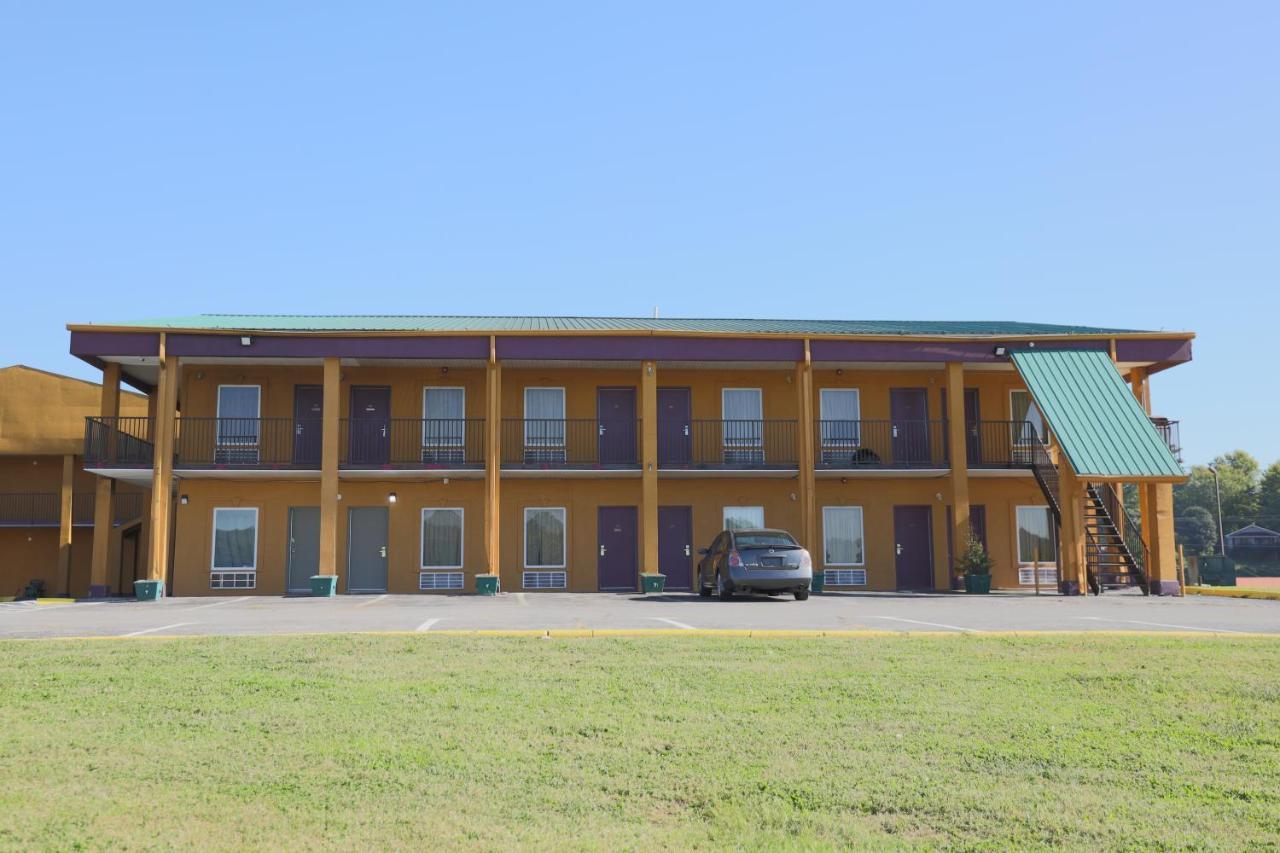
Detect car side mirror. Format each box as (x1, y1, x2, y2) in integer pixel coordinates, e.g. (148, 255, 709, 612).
(697, 548, 709, 556)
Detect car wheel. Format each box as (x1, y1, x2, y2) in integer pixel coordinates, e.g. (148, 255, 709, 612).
(716, 572, 733, 601)
(794, 588, 810, 601)
(698, 569, 712, 597)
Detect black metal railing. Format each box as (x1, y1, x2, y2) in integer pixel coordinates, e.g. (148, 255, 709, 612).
(84, 417, 155, 467)
(175, 418, 315, 467)
(968, 420, 1043, 468)
(815, 420, 946, 469)
(659, 420, 797, 469)
(0, 491, 144, 527)
(1151, 417, 1181, 463)
(502, 419, 640, 468)
(341, 418, 485, 468)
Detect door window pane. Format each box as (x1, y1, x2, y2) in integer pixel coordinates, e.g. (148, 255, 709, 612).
(525, 388, 565, 446)
(1016, 506, 1056, 565)
(217, 386, 260, 445)
(820, 389, 861, 446)
(723, 506, 765, 530)
(722, 389, 763, 447)
(211, 508, 258, 569)
(525, 507, 566, 567)
(823, 506, 865, 565)
(421, 508, 464, 568)
(423, 388, 465, 447)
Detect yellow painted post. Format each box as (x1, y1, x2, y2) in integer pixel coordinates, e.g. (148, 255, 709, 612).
(794, 343, 817, 559)
(1032, 559, 1041, 596)
(1146, 481, 1178, 595)
(1057, 463, 1087, 595)
(482, 338, 502, 588)
(1177, 544, 1186, 595)
(945, 361, 970, 590)
(640, 361, 659, 583)
(318, 356, 341, 578)
(57, 454, 75, 595)
(89, 363, 121, 597)
(145, 339, 179, 590)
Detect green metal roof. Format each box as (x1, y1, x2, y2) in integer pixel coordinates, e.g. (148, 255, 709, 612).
(91, 314, 1146, 337)
(1010, 349, 1184, 479)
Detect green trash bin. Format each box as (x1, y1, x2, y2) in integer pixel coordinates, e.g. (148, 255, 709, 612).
(641, 573, 666, 594)
(1199, 556, 1237, 587)
(134, 580, 165, 601)
(476, 574, 500, 596)
(810, 572, 825, 594)
(310, 575, 338, 597)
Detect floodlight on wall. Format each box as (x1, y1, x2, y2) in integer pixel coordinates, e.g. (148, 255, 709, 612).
(180, 495, 189, 505)
(388, 492, 397, 504)
(240, 336, 252, 347)
(993, 346, 1007, 357)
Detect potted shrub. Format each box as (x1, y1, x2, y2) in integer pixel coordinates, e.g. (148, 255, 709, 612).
(956, 535, 993, 594)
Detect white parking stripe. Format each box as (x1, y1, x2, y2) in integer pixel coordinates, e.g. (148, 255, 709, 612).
(515, 593, 529, 607)
(415, 618, 441, 633)
(354, 594, 388, 608)
(648, 616, 696, 630)
(1, 601, 105, 614)
(183, 596, 251, 611)
(123, 622, 193, 637)
(864, 615, 973, 632)
(1076, 616, 1248, 634)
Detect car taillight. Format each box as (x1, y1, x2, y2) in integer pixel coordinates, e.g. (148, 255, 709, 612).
(728, 550, 742, 568)
(799, 550, 812, 570)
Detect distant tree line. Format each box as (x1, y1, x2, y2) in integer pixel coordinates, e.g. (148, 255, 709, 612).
(1170, 451, 1280, 556)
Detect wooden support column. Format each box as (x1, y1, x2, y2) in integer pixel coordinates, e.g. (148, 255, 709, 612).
(484, 338, 502, 579)
(145, 337, 179, 590)
(318, 356, 341, 577)
(945, 361, 970, 589)
(1145, 482, 1179, 595)
(57, 454, 75, 595)
(641, 361, 659, 577)
(1130, 367, 1154, 557)
(1057, 464, 1087, 595)
(795, 343, 817, 558)
(89, 363, 121, 597)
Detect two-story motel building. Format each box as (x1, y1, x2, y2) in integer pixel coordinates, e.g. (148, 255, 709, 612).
(67, 315, 1190, 599)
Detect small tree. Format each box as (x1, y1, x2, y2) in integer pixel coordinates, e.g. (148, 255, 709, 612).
(955, 535, 993, 577)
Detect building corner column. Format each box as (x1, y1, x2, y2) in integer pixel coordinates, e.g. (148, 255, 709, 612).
(318, 357, 341, 583)
(1057, 464, 1087, 595)
(795, 343, 817, 565)
(945, 361, 970, 590)
(89, 363, 121, 597)
(144, 336, 179, 598)
(640, 361, 659, 585)
(482, 338, 502, 592)
(57, 454, 75, 596)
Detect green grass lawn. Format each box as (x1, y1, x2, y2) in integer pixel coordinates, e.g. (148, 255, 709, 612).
(1, 636, 1278, 850)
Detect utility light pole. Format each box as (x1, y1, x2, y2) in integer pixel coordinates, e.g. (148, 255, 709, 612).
(1207, 463, 1227, 556)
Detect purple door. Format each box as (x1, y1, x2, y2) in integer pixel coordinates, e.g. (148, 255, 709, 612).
(658, 505, 693, 590)
(349, 386, 391, 465)
(890, 388, 930, 465)
(597, 506, 638, 591)
(293, 385, 323, 465)
(941, 388, 981, 464)
(657, 387, 691, 464)
(894, 505, 935, 590)
(597, 388, 637, 465)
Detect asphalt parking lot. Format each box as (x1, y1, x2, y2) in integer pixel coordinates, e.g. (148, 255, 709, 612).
(1, 590, 1277, 639)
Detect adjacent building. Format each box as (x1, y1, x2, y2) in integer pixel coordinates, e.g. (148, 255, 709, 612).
(66, 315, 1190, 597)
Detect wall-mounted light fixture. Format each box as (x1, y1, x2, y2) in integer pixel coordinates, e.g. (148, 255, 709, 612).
(441, 366, 449, 375)
(240, 336, 252, 347)
(180, 495, 189, 505)
(388, 492, 397, 504)
(993, 345, 1007, 357)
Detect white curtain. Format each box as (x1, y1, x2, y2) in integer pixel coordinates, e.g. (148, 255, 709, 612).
(723, 506, 764, 530)
(212, 508, 257, 569)
(421, 509, 463, 567)
(1011, 391, 1046, 442)
(525, 389, 565, 446)
(1017, 506, 1056, 564)
(820, 389, 860, 446)
(217, 386, 260, 445)
(423, 388, 465, 446)
(525, 508, 566, 567)
(722, 389, 762, 447)
(823, 507, 864, 565)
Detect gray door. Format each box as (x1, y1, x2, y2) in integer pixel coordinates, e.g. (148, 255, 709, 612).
(287, 507, 320, 593)
(347, 507, 388, 593)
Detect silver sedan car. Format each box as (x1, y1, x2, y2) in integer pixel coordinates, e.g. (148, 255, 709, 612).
(696, 528, 813, 600)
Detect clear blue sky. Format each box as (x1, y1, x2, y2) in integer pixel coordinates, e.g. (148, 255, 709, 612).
(2, 3, 1276, 466)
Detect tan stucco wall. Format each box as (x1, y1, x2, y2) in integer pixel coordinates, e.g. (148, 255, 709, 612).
(0, 365, 147, 456)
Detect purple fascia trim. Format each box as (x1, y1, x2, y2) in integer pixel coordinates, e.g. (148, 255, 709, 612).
(496, 336, 804, 361)
(810, 339, 1108, 363)
(1149, 580, 1182, 597)
(1116, 339, 1192, 365)
(1058, 579, 1083, 596)
(165, 334, 489, 359)
(70, 331, 160, 358)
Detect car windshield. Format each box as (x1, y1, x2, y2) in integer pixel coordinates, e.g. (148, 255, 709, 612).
(734, 533, 798, 548)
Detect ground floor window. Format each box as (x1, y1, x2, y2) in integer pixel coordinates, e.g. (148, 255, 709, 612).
(723, 506, 764, 530)
(211, 507, 258, 588)
(421, 508, 464, 569)
(822, 506, 864, 566)
(525, 507, 566, 568)
(1016, 505, 1057, 585)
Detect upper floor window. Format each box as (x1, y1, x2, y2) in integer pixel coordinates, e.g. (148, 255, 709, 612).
(217, 385, 260, 447)
(722, 388, 763, 449)
(524, 388, 566, 447)
(423, 387, 465, 447)
(1011, 390, 1046, 442)
(819, 388, 861, 447)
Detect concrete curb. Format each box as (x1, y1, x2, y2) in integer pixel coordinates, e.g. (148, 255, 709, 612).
(1185, 586, 1280, 602)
